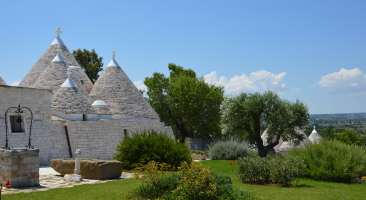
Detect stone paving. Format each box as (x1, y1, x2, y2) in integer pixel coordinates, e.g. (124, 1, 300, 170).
(1, 166, 134, 195)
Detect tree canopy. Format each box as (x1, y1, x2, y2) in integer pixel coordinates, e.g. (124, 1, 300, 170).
(334, 130, 366, 146)
(144, 63, 224, 143)
(221, 90, 310, 157)
(72, 48, 103, 83)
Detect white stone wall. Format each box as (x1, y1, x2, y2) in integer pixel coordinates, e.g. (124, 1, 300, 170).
(47, 119, 174, 163)
(0, 85, 174, 165)
(0, 86, 52, 164)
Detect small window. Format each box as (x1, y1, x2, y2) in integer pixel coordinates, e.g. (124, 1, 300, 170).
(80, 80, 84, 85)
(10, 116, 25, 133)
(7, 113, 28, 135)
(123, 129, 129, 138)
(83, 114, 87, 121)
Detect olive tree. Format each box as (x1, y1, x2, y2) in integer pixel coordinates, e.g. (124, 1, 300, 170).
(221, 90, 309, 157)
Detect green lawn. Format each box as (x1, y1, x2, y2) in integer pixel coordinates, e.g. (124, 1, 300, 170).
(202, 160, 366, 200)
(2, 160, 365, 200)
(1, 178, 141, 200)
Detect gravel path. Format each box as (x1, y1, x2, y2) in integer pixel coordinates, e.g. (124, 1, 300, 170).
(1, 166, 134, 195)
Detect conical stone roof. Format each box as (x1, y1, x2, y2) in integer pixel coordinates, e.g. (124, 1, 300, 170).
(33, 56, 92, 101)
(261, 129, 275, 146)
(69, 66, 93, 93)
(32, 58, 68, 92)
(261, 129, 283, 152)
(294, 127, 311, 147)
(0, 76, 7, 85)
(19, 28, 93, 93)
(90, 52, 159, 119)
(279, 141, 292, 152)
(309, 126, 321, 144)
(92, 100, 112, 115)
(52, 70, 96, 114)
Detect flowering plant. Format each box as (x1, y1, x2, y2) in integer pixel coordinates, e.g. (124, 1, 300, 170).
(230, 160, 236, 172)
(5, 180, 11, 188)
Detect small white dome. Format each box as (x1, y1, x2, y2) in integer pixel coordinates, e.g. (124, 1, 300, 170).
(92, 100, 107, 106)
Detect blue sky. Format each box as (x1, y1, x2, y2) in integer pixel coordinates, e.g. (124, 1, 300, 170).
(0, 0, 365, 114)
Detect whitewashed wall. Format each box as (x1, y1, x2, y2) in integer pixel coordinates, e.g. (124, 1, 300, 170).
(0, 85, 174, 165)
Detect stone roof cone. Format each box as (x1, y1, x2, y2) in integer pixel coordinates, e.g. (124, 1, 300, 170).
(295, 127, 311, 147)
(309, 126, 322, 143)
(279, 141, 292, 152)
(261, 129, 283, 152)
(32, 48, 92, 98)
(92, 100, 112, 115)
(52, 68, 96, 114)
(0, 76, 7, 85)
(32, 51, 68, 92)
(19, 27, 93, 93)
(90, 51, 159, 119)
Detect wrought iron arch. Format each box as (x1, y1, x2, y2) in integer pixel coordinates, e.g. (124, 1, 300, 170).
(3, 104, 34, 149)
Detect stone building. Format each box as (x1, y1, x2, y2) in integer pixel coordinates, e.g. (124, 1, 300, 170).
(261, 126, 321, 152)
(0, 28, 173, 165)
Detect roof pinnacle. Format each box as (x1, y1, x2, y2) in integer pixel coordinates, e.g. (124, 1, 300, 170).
(51, 27, 65, 45)
(107, 51, 119, 67)
(61, 68, 77, 88)
(55, 27, 62, 35)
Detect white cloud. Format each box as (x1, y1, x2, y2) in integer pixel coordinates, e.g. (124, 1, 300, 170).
(204, 70, 295, 94)
(133, 80, 147, 92)
(11, 81, 20, 86)
(319, 68, 366, 95)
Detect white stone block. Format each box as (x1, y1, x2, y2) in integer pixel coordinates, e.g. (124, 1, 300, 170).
(63, 174, 82, 182)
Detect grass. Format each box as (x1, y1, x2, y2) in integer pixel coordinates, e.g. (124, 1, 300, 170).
(2, 160, 366, 200)
(201, 160, 366, 200)
(1, 178, 141, 200)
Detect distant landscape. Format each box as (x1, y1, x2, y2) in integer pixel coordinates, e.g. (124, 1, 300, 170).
(305, 113, 366, 135)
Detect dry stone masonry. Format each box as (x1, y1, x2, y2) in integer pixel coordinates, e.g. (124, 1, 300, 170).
(0, 149, 40, 188)
(0, 28, 173, 165)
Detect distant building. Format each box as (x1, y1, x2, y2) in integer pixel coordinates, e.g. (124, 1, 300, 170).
(0, 28, 173, 164)
(308, 126, 321, 144)
(261, 126, 321, 152)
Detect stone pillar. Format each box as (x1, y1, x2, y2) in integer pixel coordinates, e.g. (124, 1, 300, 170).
(74, 149, 81, 175)
(0, 148, 39, 188)
(64, 149, 82, 182)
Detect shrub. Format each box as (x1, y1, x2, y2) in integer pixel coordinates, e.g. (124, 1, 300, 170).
(208, 138, 251, 160)
(334, 130, 366, 146)
(114, 130, 191, 169)
(236, 155, 305, 186)
(129, 161, 180, 199)
(286, 139, 366, 183)
(129, 161, 256, 200)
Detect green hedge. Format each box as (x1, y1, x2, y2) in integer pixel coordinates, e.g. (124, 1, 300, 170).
(114, 130, 191, 169)
(286, 139, 366, 183)
(237, 155, 305, 186)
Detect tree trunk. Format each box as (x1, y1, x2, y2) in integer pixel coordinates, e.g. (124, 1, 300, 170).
(257, 145, 268, 158)
(175, 122, 188, 143)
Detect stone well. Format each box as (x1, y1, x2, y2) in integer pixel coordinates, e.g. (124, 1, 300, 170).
(0, 148, 39, 188)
